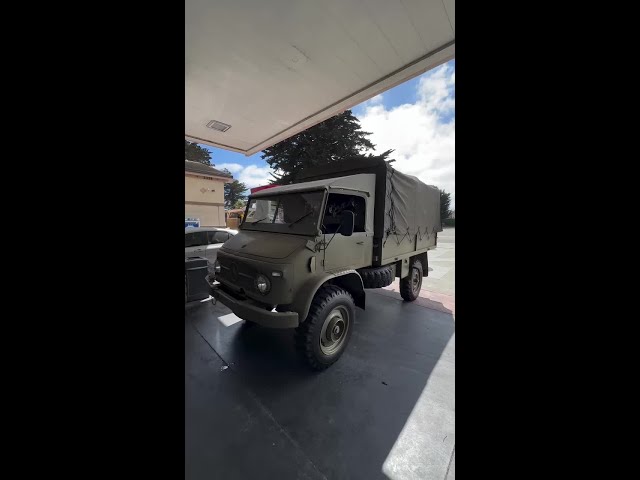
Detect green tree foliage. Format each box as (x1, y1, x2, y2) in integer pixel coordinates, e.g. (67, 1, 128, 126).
(440, 190, 452, 221)
(222, 168, 248, 208)
(261, 110, 393, 184)
(185, 140, 212, 165)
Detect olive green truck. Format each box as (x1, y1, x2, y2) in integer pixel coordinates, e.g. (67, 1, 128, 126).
(209, 158, 441, 370)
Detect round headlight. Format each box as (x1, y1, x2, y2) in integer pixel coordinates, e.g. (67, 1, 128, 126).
(255, 274, 271, 294)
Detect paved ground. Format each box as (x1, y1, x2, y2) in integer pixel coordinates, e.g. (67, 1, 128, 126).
(379, 228, 455, 315)
(424, 228, 455, 296)
(185, 228, 455, 480)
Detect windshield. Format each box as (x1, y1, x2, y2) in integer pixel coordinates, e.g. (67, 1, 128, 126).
(242, 190, 325, 235)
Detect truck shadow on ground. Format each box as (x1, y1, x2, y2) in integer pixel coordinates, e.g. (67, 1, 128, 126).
(186, 291, 455, 480)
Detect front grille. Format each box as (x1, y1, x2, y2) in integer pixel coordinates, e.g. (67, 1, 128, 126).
(218, 257, 257, 292)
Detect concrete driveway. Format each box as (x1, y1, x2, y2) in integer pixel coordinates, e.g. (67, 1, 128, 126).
(185, 228, 455, 480)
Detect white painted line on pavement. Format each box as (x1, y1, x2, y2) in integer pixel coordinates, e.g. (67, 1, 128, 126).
(218, 313, 243, 327)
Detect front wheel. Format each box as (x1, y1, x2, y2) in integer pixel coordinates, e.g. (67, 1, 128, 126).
(295, 286, 355, 370)
(400, 258, 423, 301)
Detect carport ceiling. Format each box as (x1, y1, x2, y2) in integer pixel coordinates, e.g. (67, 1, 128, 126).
(186, 0, 455, 155)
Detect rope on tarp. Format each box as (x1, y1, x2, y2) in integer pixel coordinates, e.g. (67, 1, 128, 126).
(417, 226, 428, 241)
(383, 167, 397, 247)
(391, 227, 411, 246)
(417, 226, 440, 241)
(386, 226, 440, 247)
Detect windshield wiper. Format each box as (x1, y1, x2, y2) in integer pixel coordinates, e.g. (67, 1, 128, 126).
(251, 217, 268, 224)
(288, 211, 314, 228)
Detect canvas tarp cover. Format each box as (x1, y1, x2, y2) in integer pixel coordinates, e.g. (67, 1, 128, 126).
(383, 167, 441, 245)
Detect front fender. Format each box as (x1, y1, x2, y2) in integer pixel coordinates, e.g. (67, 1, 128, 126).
(291, 270, 365, 323)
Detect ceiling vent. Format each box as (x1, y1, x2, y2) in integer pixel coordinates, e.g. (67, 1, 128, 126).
(206, 120, 231, 132)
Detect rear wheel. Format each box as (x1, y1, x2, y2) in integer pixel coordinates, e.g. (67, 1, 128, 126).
(295, 286, 355, 370)
(400, 258, 423, 301)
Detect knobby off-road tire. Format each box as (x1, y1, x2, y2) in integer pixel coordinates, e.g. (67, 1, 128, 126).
(358, 264, 395, 289)
(400, 258, 423, 301)
(295, 286, 355, 371)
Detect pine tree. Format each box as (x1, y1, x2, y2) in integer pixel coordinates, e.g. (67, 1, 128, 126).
(221, 169, 248, 208)
(185, 140, 212, 165)
(440, 190, 452, 220)
(261, 110, 393, 184)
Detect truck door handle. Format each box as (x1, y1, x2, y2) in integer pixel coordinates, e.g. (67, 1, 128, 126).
(356, 241, 364, 245)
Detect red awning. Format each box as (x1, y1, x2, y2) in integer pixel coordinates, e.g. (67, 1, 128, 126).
(250, 184, 278, 194)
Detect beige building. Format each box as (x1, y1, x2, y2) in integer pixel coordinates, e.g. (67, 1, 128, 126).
(185, 160, 232, 227)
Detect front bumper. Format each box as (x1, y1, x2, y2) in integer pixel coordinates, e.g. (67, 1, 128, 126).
(207, 277, 299, 329)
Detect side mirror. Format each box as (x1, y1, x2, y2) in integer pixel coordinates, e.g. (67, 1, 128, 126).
(340, 210, 355, 237)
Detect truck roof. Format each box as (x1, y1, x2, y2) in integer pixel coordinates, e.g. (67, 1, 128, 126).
(250, 174, 375, 198)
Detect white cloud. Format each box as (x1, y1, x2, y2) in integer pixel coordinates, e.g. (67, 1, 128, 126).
(366, 94, 384, 106)
(239, 164, 273, 188)
(358, 62, 455, 209)
(224, 164, 274, 189)
(216, 162, 274, 189)
(216, 163, 243, 173)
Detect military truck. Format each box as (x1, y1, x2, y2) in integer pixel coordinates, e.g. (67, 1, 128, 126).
(209, 158, 441, 370)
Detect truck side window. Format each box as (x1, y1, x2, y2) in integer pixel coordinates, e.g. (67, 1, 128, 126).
(322, 193, 366, 234)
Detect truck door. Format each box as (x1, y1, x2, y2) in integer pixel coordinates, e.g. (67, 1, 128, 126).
(321, 192, 371, 271)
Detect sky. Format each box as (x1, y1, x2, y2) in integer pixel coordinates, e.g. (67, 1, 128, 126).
(200, 59, 455, 209)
